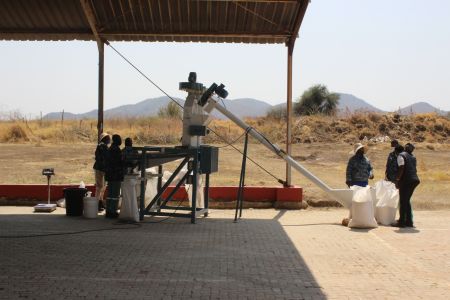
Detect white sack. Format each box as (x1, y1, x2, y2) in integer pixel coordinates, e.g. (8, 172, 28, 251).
(120, 175, 139, 222)
(186, 175, 205, 209)
(144, 167, 158, 209)
(348, 186, 378, 228)
(375, 180, 399, 225)
(161, 166, 188, 186)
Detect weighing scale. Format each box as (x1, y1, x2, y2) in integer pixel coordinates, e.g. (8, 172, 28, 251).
(34, 168, 57, 212)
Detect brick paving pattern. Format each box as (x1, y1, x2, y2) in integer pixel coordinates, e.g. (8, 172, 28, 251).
(0, 207, 449, 299)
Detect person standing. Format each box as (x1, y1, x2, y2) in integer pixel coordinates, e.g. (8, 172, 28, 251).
(393, 143, 420, 228)
(105, 134, 124, 218)
(93, 132, 110, 211)
(385, 139, 400, 182)
(122, 137, 139, 174)
(346, 143, 374, 187)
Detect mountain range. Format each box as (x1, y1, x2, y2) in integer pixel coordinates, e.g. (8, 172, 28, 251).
(44, 93, 447, 120)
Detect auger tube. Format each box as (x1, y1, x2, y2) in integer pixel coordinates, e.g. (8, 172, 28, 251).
(205, 94, 353, 208)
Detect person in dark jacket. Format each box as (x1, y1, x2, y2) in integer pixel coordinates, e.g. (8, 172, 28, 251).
(93, 132, 110, 211)
(346, 143, 374, 187)
(105, 134, 124, 218)
(385, 139, 400, 182)
(122, 137, 139, 174)
(393, 143, 420, 228)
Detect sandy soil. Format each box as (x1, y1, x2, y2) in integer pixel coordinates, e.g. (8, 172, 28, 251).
(0, 142, 449, 209)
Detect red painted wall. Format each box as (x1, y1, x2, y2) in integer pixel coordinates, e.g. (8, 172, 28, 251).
(0, 184, 302, 203)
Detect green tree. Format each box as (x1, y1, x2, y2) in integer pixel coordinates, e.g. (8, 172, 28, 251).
(157, 101, 182, 119)
(294, 84, 340, 116)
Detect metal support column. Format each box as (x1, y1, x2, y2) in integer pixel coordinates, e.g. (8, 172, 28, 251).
(97, 41, 104, 142)
(234, 132, 249, 222)
(157, 165, 163, 212)
(204, 173, 209, 217)
(139, 149, 147, 221)
(286, 44, 294, 186)
(191, 151, 199, 224)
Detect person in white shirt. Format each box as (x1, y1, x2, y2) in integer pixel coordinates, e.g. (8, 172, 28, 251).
(393, 143, 420, 228)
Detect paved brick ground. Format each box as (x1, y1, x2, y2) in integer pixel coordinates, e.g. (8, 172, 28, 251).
(0, 207, 449, 299)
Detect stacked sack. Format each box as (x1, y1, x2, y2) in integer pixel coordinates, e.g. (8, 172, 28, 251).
(346, 181, 399, 228)
(348, 186, 378, 228)
(374, 180, 399, 226)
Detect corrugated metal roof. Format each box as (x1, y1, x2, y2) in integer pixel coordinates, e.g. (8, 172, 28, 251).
(0, 0, 308, 45)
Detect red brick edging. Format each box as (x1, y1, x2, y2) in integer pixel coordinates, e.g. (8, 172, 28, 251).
(0, 184, 303, 207)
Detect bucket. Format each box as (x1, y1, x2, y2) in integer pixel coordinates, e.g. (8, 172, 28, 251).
(64, 188, 87, 216)
(83, 197, 98, 219)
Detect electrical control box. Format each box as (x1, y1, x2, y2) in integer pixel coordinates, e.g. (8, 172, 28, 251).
(199, 146, 218, 174)
(189, 125, 208, 136)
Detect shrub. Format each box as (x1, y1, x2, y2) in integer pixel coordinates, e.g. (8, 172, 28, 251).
(3, 124, 28, 142)
(157, 102, 182, 119)
(294, 84, 339, 116)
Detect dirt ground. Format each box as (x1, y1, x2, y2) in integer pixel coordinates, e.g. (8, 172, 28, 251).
(0, 142, 449, 209)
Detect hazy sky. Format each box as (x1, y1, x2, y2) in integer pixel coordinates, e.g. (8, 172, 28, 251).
(1, 0, 449, 117)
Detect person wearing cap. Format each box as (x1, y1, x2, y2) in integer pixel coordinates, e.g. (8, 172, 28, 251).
(385, 139, 400, 182)
(346, 143, 374, 187)
(105, 134, 124, 218)
(393, 143, 420, 228)
(93, 132, 110, 211)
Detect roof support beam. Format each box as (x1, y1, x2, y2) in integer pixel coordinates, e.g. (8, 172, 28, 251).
(285, 44, 294, 186)
(80, 0, 103, 49)
(103, 31, 289, 39)
(284, 0, 308, 186)
(97, 41, 105, 142)
(0, 31, 289, 41)
(286, 0, 309, 50)
(194, 1, 298, 3)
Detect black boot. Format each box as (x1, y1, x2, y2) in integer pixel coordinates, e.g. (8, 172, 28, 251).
(105, 198, 119, 218)
(391, 221, 405, 228)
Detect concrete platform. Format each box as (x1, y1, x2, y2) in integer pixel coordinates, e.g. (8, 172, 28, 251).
(0, 207, 449, 299)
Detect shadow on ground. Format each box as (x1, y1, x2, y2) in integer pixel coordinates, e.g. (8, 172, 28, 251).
(0, 212, 326, 299)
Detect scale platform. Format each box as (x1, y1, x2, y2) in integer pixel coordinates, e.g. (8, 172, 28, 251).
(34, 203, 57, 212)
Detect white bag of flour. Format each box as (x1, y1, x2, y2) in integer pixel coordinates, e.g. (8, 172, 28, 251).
(348, 186, 378, 229)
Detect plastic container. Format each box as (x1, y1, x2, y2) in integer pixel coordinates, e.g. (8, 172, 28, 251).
(83, 197, 98, 219)
(63, 188, 87, 216)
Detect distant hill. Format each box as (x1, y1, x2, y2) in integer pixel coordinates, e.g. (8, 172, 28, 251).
(337, 93, 384, 114)
(44, 97, 272, 120)
(44, 96, 182, 120)
(44, 94, 446, 120)
(398, 102, 447, 115)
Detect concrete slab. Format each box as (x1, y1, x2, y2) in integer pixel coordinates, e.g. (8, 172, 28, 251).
(0, 207, 449, 299)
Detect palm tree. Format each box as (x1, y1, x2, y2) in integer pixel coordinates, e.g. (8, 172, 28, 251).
(294, 84, 340, 116)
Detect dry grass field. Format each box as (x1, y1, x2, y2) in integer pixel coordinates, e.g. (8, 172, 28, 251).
(1, 112, 449, 145)
(1, 112, 448, 208)
(1, 141, 449, 209)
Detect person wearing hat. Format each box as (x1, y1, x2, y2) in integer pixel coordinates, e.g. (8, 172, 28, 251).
(93, 132, 110, 211)
(385, 139, 401, 182)
(346, 143, 374, 187)
(393, 143, 420, 228)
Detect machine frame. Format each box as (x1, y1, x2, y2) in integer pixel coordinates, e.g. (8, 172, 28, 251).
(129, 146, 214, 224)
